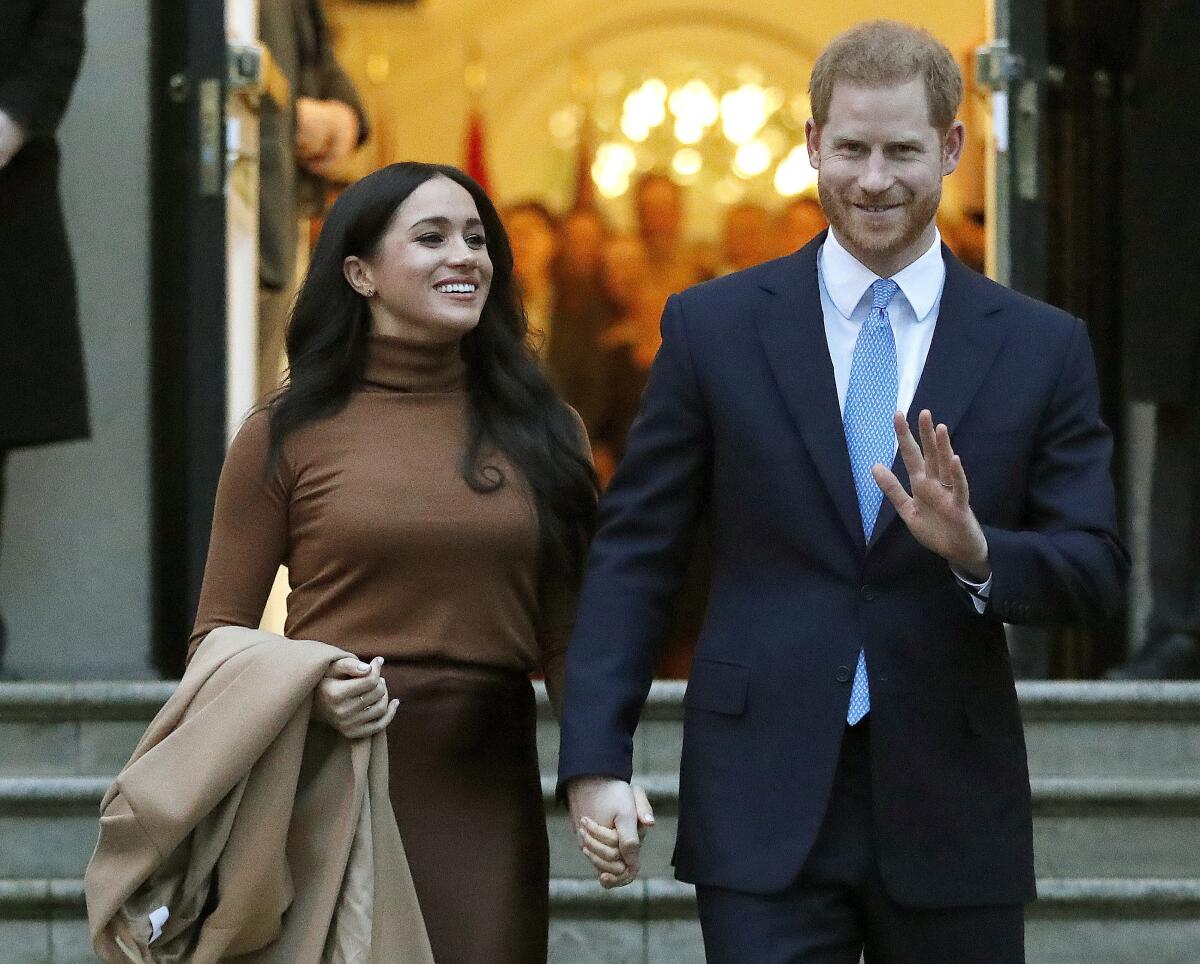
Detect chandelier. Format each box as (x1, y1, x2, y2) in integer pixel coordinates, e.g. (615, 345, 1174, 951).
(550, 65, 817, 205)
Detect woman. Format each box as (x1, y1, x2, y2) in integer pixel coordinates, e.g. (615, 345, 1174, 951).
(188, 162, 597, 962)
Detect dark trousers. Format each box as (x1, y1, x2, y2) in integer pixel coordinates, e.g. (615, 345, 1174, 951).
(1148, 402, 1200, 640)
(696, 721, 1025, 963)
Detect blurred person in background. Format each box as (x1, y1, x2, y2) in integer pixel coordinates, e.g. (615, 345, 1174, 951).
(548, 206, 613, 439)
(776, 195, 828, 255)
(257, 0, 369, 400)
(503, 200, 559, 360)
(0, 0, 90, 679)
(633, 171, 710, 292)
(718, 201, 776, 276)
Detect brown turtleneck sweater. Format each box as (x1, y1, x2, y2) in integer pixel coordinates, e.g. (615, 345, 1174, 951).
(188, 334, 586, 711)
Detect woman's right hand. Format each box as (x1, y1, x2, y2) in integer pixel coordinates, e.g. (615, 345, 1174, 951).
(313, 655, 399, 739)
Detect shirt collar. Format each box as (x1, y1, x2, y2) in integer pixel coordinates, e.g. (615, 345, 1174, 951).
(820, 227, 945, 322)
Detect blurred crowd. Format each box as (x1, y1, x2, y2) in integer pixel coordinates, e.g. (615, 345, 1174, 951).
(502, 175, 829, 486)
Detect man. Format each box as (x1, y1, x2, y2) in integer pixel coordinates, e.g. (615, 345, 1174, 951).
(257, 0, 367, 399)
(632, 171, 709, 292)
(1107, 0, 1200, 679)
(559, 20, 1128, 962)
(718, 201, 775, 276)
(0, 0, 90, 678)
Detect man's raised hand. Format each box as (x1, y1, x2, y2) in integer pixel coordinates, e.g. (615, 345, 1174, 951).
(871, 409, 991, 581)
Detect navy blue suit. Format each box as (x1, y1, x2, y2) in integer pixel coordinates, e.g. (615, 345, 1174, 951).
(558, 235, 1129, 909)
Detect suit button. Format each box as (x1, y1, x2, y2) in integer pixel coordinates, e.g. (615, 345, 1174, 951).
(861, 586, 877, 601)
(835, 665, 853, 684)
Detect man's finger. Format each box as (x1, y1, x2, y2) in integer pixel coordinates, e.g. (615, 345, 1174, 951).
(872, 465, 912, 515)
(950, 453, 971, 504)
(614, 810, 642, 877)
(893, 412, 925, 479)
(581, 832, 623, 864)
(917, 410, 940, 476)
(632, 785, 655, 841)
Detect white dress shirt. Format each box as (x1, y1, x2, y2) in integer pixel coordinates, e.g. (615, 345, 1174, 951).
(816, 228, 991, 606)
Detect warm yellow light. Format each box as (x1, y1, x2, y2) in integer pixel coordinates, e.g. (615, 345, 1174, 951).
(621, 114, 650, 142)
(668, 79, 719, 127)
(674, 116, 704, 145)
(721, 84, 769, 146)
(672, 147, 703, 177)
(774, 146, 818, 196)
(549, 106, 580, 143)
(714, 177, 745, 205)
(733, 140, 773, 179)
(596, 171, 631, 199)
(642, 78, 668, 103)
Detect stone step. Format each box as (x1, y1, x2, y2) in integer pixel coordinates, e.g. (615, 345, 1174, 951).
(5, 877, 1200, 964)
(5, 775, 1200, 884)
(6, 681, 1200, 781)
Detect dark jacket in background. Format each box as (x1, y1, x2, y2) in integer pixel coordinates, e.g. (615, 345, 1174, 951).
(0, 0, 90, 449)
(1123, 0, 1200, 405)
(258, 0, 368, 290)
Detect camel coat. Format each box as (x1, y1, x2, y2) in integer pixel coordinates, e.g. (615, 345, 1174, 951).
(84, 627, 433, 964)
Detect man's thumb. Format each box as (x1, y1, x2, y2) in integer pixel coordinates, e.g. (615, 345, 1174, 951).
(615, 809, 641, 874)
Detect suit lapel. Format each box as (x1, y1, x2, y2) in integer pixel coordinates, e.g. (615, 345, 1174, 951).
(868, 247, 1009, 550)
(754, 235, 867, 551)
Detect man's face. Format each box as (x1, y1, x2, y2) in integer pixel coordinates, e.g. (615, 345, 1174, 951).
(806, 77, 963, 275)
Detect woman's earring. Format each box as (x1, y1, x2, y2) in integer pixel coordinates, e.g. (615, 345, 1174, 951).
(363, 287, 375, 297)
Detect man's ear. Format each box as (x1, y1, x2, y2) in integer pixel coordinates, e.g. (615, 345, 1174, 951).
(941, 120, 966, 176)
(805, 119, 821, 170)
(343, 255, 374, 296)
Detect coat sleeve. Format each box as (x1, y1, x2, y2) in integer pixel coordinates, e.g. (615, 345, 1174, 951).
(187, 412, 292, 662)
(302, 0, 369, 145)
(557, 293, 711, 789)
(0, 0, 85, 139)
(983, 318, 1130, 624)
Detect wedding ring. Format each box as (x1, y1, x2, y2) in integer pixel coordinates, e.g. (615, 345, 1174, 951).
(939, 480, 954, 489)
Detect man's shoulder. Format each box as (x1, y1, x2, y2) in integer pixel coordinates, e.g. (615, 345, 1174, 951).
(670, 254, 800, 334)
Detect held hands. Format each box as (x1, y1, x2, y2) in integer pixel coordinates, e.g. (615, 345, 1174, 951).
(295, 97, 360, 177)
(567, 777, 655, 889)
(0, 110, 26, 171)
(313, 655, 399, 739)
(871, 409, 991, 581)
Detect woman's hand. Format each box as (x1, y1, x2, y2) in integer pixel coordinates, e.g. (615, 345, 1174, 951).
(575, 784, 655, 888)
(313, 655, 399, 739)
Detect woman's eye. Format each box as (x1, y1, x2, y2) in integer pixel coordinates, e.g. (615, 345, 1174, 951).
(466, 234, 487, 248)
(417, 233, 444, 245)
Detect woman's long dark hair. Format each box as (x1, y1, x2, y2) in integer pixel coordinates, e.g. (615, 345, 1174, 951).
(267, 162, 597, 584)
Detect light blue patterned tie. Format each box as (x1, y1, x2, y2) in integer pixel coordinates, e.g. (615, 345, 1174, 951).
(843, 278, 900, 725)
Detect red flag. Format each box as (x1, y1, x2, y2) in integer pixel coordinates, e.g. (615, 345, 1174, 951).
(463, 106, 491, 193)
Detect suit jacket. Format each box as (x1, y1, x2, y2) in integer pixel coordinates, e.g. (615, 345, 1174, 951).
(558, 235, 1129, 906)
(0, 0, 89, 448)
(258, 0, 368, 289)
(85, 627, 433, 964)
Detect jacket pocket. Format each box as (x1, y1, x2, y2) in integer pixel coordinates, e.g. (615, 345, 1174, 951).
(962, 683, 1021, 741)
(684, 658, 750, 716)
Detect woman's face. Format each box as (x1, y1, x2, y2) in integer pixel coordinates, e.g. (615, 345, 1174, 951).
(347, 176, 494, 343)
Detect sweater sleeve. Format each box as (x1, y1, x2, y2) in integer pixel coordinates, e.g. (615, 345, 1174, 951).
(187, 411, 292, 663)
(0, 0, 85, 139)
(537, 406, 595, 720)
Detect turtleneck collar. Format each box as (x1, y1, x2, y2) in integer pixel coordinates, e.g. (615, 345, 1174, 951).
(362, 332, 467, 393)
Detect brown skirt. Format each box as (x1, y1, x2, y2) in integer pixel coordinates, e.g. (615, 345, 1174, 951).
(380, 660, 548, 964)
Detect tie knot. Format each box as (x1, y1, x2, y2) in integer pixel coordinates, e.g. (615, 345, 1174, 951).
(871, 278, 900, 312)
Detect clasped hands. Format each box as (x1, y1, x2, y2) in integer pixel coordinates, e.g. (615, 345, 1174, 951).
(313, 655, 399, 740)
(568, 777, 655, 889)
